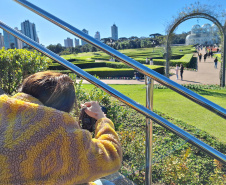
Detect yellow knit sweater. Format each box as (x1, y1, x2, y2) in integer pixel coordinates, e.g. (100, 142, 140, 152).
(0, 93, 122, 185)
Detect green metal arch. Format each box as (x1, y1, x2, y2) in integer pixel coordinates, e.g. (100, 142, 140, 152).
(165, 12, 226, 87)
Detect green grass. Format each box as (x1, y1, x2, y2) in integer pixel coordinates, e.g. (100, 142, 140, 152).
(214, 53, 222, 62)
(60, 54, 77, 60)
(81, 84, 226, 143)
(84, 67, 134, 71)
(60, 46, 196, 63)
(83, 65, 163, 71)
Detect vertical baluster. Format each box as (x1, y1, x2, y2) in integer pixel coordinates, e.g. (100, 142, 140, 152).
(145, 76, 154, 185)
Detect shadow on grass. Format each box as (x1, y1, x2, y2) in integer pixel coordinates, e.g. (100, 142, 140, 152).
(182, 80, 200, 83)
(193, 88, 226, 99)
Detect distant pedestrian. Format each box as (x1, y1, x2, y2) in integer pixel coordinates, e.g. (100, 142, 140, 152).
(180, 64, 184, 81)
(146, 58, 149, 64)
(135, 72, 140, 80)
(175, 64, 179, 80)
(198, 53, 202, 62)
(204, 53, 207, 62)
(210, 49, 213, 58)
(214, 57, 218, 69)
(149, 58, 153, 65)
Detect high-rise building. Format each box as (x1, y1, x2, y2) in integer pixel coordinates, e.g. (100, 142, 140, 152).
(81, 29, 88, 45)
(64, 37, 73, 48)
(3, 30, 18, 49)
(94, 31, 101, 41)
(111, 24, 118, 41)
(0, 33, 4, 49)
(15, 27, 23, 49)
(21, 20, 39, 47)
(74, 38, 80, 47)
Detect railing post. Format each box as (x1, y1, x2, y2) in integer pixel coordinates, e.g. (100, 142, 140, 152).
(221, 32, 226, 87)
(145, 76, 154, 185)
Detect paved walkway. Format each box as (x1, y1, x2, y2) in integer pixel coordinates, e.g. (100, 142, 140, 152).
(170, 48, 221, 85)
(77, 48, 222, 85)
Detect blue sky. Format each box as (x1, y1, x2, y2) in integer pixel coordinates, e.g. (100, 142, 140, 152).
(0, 0, 225, 47)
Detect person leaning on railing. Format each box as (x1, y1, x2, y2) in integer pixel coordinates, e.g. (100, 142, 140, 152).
(0, 71, 122, 185)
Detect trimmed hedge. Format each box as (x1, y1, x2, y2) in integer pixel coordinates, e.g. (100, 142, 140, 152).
(214, 53, 222, 62)
(152, 54, 194, 67)
(48, 61, 130, 70)
(83, 65, 165, 78)
(48, 64, 67, 70)
(66, 58, 95, 63)
(74, 62, 106, 69)
(84, 67, 135, 78)
(48, 61, 105, 70)
(91, 55, 111, 60)
(171, 54, 184, 59)
(133, 58, 147, 63)
(53, 65, 165, 78)
(106, 62, 129, 69)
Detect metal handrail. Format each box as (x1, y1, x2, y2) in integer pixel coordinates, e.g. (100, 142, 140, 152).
(13, 0, 226, 120)
(0, 0, 224, 166)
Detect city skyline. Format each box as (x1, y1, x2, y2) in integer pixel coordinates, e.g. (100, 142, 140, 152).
(111, 24, 118, 41)
(3, 30, 18, 49)
(0, 33, 4, 48)
(0, 0, 226, 47)
(81, 29, 89, 46)
(1, 20, 39, 49)
(21, 20, 39, 48)
(64, 24, 118, 48)
(64, 37, 73, 48)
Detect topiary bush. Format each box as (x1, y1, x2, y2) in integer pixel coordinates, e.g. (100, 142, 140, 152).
(105, 62, 129, 69)
(91, 55, 111, 60)
(73, 62, 106, 69)
(83, 66, 165, 78)
(84, 67, 135, 78)
(0, 48, 51, 95)
(153, 54, 194, 68)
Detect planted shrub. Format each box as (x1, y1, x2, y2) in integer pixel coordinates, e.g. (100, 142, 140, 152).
(106, 62, 129, 69)
(91, 55, 110, 60)
(83, 66, 165, 77)
(84, 67, 135, 78)
(74, 62, 107, 69)
(153, 54, 194, 67)
(0, 48, 51, 94)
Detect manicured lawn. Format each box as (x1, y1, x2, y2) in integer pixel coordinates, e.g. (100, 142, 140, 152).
(81, 84, 226, 144)
(60, 46, 196, 62)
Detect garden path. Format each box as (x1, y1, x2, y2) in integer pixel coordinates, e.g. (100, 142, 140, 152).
(77, 48, 222, 86)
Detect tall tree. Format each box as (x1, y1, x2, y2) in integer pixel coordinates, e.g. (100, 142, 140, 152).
(149, 33, 162, 38)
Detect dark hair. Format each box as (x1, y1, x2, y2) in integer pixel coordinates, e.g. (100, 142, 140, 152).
(19, 71, 75, 113)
